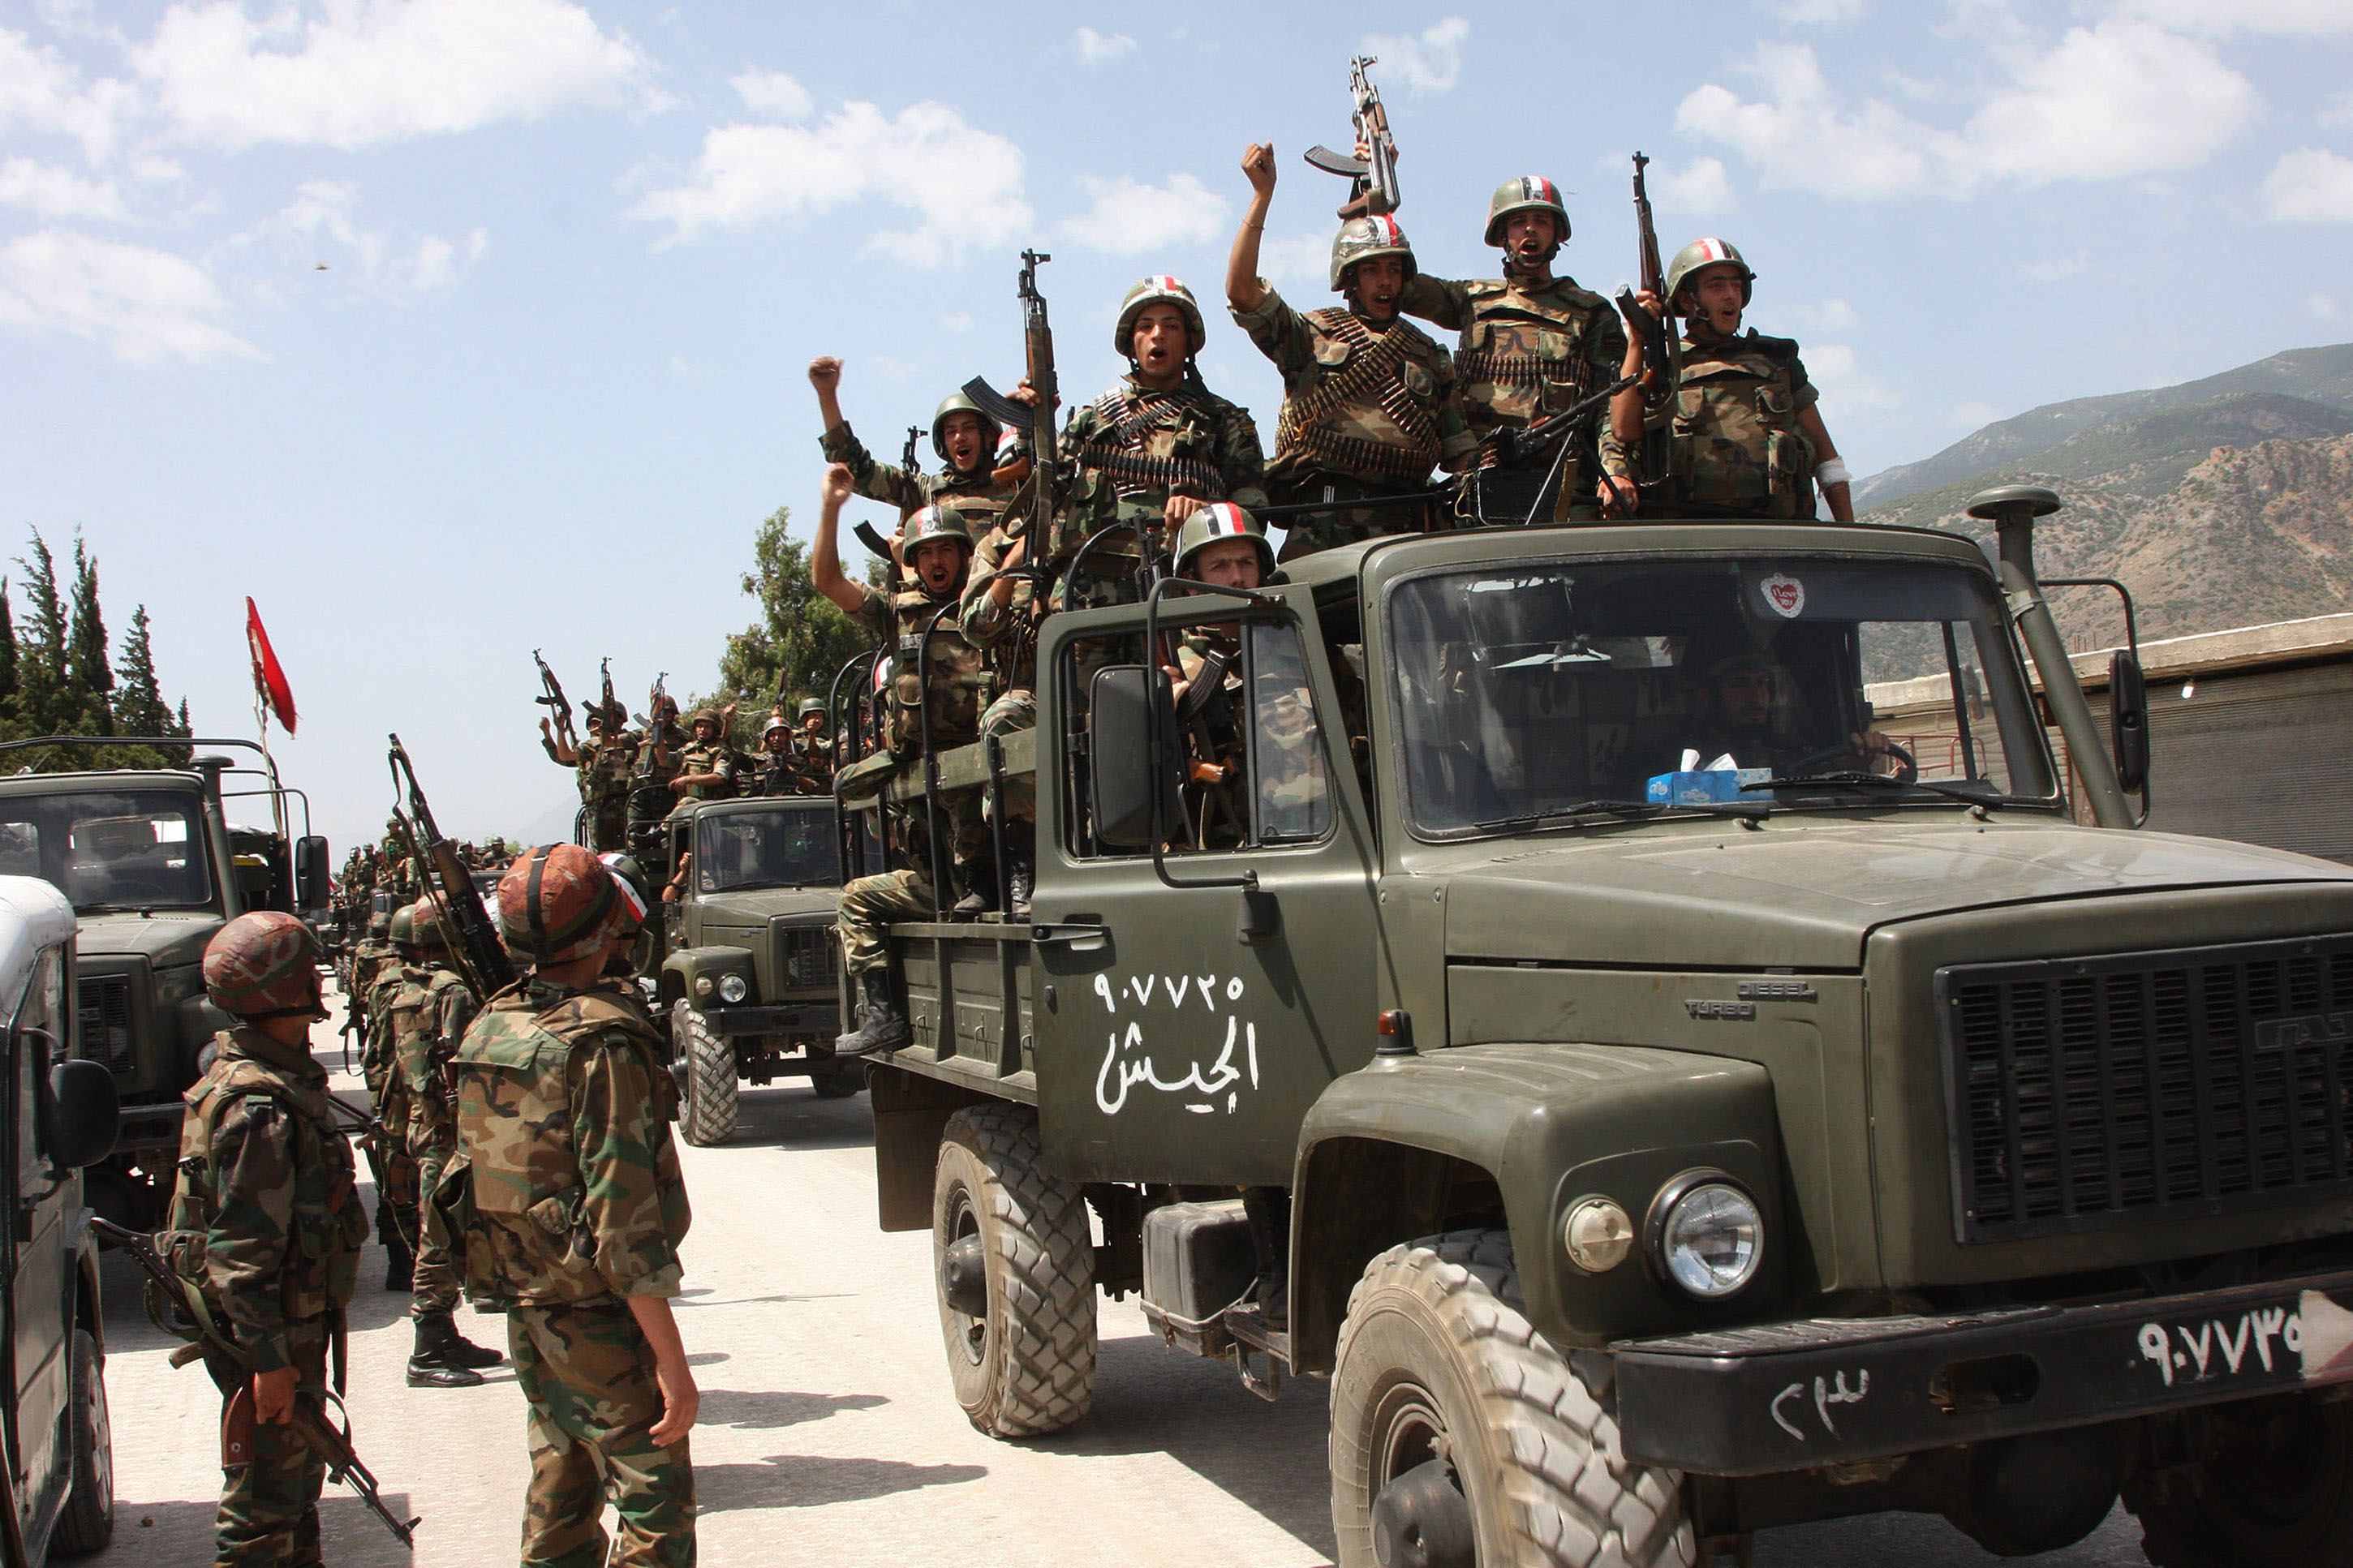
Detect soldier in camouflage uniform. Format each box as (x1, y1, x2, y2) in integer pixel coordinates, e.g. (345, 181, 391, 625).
(811, 358, 1024, 535)
(364, 904, 423, 1291)
(1227, 142, 1473, 559)
(453, 844, 695, 1568)
(665, 708, 738, 809)
(1397, 175, 1628, 522)
(393, 900, 505, 1389)
(789, 698, 835, 794)
(958, 528, 1043, 917)
(577, 704, 640, 853)
(169, 911, 369, 1566)
(1602, 237, 1855, 522)
(629, 698, 687, 863)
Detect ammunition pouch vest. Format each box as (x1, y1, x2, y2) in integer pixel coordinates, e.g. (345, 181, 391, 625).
(1274, 310, 1443, 484)
(1663, 335, 1817, 518)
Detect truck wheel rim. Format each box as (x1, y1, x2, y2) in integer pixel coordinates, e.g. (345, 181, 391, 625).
(944, 1189, 987, 1365)
(2206, 1396, 2342, 1535)
(1366, 1381, 1473, 1567)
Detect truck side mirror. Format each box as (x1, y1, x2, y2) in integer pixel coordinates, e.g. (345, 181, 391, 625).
(1088, 665, 1182, 849)
(2108, 651, 2149, 794)
(295, 835, 332, 912)
(45, 1059, 118, 1170)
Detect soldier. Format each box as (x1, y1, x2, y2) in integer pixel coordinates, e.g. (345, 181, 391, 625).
(667, 707, 739, 808)
(363, 904, 422, 1291)
(1396, 175, 1628, 522)
(812, 466, 999, 913)
(1033, 275, 1267, 595)
(1226, 142, 1473, 559)
(957, 530, 1043, 917)
(453, 844, 696, 1567)
(579, 702, 640, 853)
(346, 909, 394, 1019)
(789, 698, 835, 793)
(628, 697, 687, 862)
(391, 899, 504, 1388)
(170, 911, 369, 1565)
(811, 359, 1024, 535)
(1603, 238, 1855, 522)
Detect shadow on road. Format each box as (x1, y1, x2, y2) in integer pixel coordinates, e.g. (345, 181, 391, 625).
(729, 1086, 876, 1152)
(698, 1388, 888, 1431)
(696, 1454, 987, 1513)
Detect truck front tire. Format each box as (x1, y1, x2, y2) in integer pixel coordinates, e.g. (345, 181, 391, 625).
(2133, 1393, 2353, 1567)
(931, 1104, 1095, 1437)
(672, 1003, 738, 1147)
(50, 1325, 113, 1555)
(1330, 1231, 1694, 1568)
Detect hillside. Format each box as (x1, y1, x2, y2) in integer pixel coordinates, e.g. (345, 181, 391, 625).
(1853, 343, 2353, 510)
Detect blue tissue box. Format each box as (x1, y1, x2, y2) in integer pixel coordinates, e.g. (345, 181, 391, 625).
(1645, 768, 1771, 805)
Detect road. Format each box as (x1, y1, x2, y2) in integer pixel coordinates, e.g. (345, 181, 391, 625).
(88, 1004, 2160, 1567)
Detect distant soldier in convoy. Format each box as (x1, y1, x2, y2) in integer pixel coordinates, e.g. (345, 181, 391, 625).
(1226, 142, 1473, 559)
(811, 357, 1024, 535)
(629, 696, 688, 860)
(667, 707, 739, 809)
(1604, 237, 1855, 522)
(170, 911, 369, 1566)
(543, 704, 636, 850)
(1396, 174, 1628, 521)
(454, 845, 697, 1568)
(364, 903, 422, 1291)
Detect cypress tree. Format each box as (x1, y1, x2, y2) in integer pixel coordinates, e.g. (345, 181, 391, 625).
(112, 605, 172, 739)
(14, 534, 67, 735)
(0, 578, 16, 723)
(66, 535, 112, 734)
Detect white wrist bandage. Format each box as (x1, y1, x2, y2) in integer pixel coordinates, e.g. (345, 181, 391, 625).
(1815, 458, 1851, 487)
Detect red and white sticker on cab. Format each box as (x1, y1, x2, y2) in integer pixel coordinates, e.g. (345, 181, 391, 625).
(2133, 1291, 2353, 1390)
(2303, 1291, 2353, 1384)
(1761, 574, 1805, 618)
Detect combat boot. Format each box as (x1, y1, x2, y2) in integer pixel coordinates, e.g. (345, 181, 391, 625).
(951, 865, 999, 920)
(836, 969, 911, 1057)
(1006, 848, 1035, 921)
(405, 1313, 488, 1388)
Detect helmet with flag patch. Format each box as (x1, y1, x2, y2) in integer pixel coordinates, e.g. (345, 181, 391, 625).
(597, 853, 650, 941)
(1484, 176, 1572, 247)
(763, 713, 792, 741)
(930, 390, 1002, 467)
(498, 844, 632, 965)
(1329, 214, 1417, 291)
(1173, 502, 1275, 581)
(902, 503, 974, 559)
(407, 896, 454, 953)
(1666, 238, 1755, 313)
(1114, 276, 1207, 358)
(204, 911, 326, 1020)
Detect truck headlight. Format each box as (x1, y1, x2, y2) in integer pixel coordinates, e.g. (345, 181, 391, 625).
(716, 973, 750, 1004)
(1647, 1172, 1762, 1301)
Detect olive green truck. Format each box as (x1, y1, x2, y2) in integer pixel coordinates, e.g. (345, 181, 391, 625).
(847, 488, 2353, 1567)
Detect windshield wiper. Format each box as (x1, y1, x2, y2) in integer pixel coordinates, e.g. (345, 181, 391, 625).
(1467, 797, 1767, 834)
(1743, 772, 2033, 805)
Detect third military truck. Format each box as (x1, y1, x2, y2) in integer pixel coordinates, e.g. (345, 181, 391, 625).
(639, 793, 856, 1145)
(846, 488, 2353, 1566)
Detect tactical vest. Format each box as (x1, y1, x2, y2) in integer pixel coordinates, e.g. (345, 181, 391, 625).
(450, 986, 680, 1307)
(586, 733, 639, 801)
(888, 588, 989, 755)
(399, 969, 471, 1153)
(166, 1030, 367, 1322)
(1450, 279, 1612, 433)
(675, 740, 733, 801)
(1274, 310, 1447, 485)
(931, 471, 1017, 536)
(1663, 333, 1817, 518)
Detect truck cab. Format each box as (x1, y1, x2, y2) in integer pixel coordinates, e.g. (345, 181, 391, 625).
(856, 498, 2353, 1566)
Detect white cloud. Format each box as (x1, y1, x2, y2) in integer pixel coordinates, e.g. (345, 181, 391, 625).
(1361, 17, 1470, 94)
(1798, 297, 1860, 332)
(258, 179, 484, 292)
(2265, 147, 2353, 221)
(1057, 173, 1227, 256)
(1677, 24, 2254, 200)
(1759, 0, 1869, 21)
(629, 101, 1031, 267)
(2308, 293, 2345, 323)
(1951, 399, 2002, 427)
(1804, 342, 1898, 410)
(131, 0, 656, 151)
(940, 310, 973, 333)
(2323, 92, 2353, 131)
(0, 158, 127, 221)
(1258, 230, 1331, 292)
(0, 228, 258, 363)
(1073, 28, 1134, 66)
(730, 67, 810, 120)
(2116, 0, 2353, 35)
(0, 26, 138, 160)
(2022, 249, 2092, 282)
(1654, 156, 1735, 215)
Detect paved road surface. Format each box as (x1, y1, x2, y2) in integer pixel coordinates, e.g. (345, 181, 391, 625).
(88, 1002, 2159, 1566)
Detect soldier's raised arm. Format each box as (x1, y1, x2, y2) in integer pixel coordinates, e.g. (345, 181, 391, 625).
(1228, 142, 1276, 314)
(811, 462, 874, 616)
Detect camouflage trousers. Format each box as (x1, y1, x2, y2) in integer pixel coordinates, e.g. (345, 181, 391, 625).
(206, 1321, 331, 1567)
(981, 690, 1035, 828)
(900, 781, 989, 871)
(588, 799, 629, 854)
(409, 1136, 460, 1317)
(510, 1299, 695, 1568)
(838, 868, 935, 976)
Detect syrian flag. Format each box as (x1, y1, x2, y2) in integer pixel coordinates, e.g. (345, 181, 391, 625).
(246, 597, 297, 735)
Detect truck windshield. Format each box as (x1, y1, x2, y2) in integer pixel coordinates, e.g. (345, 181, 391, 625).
(695, 806, 837, 892)
(1388, 557, 2058, 838)
(0, 790, 213, 911)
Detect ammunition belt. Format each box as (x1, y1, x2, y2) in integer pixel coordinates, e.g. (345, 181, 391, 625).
(1275, 311, 1441, 480)
(1283, 428, 1439, 485)
(1073, 445, 1228, 499)
(1456, 350, 1591, 397)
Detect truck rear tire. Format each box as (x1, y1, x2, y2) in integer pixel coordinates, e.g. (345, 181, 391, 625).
(2133, 1393, 2353, 1567)
(673, 1003, 738, 1147)
(931, 1104, 1095, 1437)
(51, 1326, 113, 1555)
(1330, 1231, 1694, 1568)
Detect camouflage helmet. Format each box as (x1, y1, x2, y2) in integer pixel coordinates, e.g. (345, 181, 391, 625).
(687, 707, 721, 735)
(389, 902, 418, 953)
(1329, 214, 1416, 292)
(203, 911, 325, 1020)
(497, 844, 630, 965)
(796, 698, 827, 720)
(1665, 237, 1754, 312)
(596, 852, 650, 941)
(1113, 275, 1207, 358)
(902, 502, 974, 559)
(763, 712, 792, 741)
(1173, 502, 1275, 580)
(1484, 176, 1572, 247)
(366, 912, 391, 940)
(930, 390, 1002, 467)
(408, 896, 454, 952)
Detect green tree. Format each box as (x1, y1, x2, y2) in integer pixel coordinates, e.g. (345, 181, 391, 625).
(66, 535, 113, 734)
(698, 504, 885, 740)
(11, 533, 68, 736)
(0, 578, 16, 723)
(112, 605, 174, 738)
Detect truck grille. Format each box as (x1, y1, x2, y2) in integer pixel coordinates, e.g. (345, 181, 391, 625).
(1939, 936, 2353, 1242)
(780, 926, 837, 990)
(78, 973, 137, 1076)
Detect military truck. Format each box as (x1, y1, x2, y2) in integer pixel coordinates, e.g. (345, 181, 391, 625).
(0, 875, 127, 1562)
(848, 489, 2353, 1566)
(639, 793, 854, 1145)
(0, 739, 328, 1229)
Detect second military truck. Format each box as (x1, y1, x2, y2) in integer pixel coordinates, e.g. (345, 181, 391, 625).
(849, 491, 2353, 1567)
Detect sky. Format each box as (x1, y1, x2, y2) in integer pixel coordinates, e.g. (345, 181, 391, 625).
(3, 0, 2351, 854)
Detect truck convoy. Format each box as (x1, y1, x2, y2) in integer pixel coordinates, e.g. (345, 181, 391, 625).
(845, 488, 2353, 1567)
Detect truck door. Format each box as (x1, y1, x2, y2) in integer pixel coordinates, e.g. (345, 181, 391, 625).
(1032, 588, 1381, 1188)
(5, 943, 71, 1526)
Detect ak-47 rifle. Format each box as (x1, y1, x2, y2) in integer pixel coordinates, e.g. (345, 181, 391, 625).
(902, 425, 923, 484)
(89, 1216, 419, 1546)
(386, 736, 518, 999)
(960, 247, 1060, 543)
(1304, 56, 1399, 219)
(598, 657, 617, 728)
(1625, 153, 1682, 474)
(532, 648, 575, 750)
